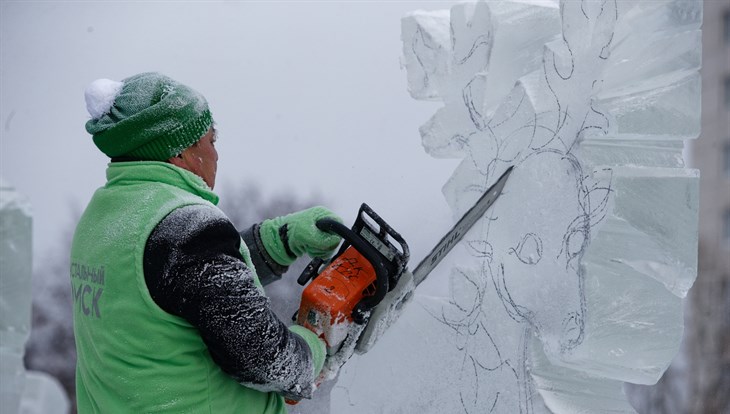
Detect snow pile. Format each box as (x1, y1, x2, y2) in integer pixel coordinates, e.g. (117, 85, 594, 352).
(332, 1, 700, 413)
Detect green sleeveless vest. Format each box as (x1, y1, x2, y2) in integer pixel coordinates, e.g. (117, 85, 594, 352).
(71, 162, 304, 413)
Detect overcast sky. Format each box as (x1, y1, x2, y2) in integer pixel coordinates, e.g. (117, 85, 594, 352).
(1, 0, 465, 270)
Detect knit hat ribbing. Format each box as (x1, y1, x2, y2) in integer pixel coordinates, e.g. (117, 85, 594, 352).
(85, 72, 213, 161)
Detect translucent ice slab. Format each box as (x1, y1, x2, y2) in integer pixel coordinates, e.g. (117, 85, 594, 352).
(0, 178, 33, 413)
(19, 371, 70, 414)
(332, 1, 700, 412)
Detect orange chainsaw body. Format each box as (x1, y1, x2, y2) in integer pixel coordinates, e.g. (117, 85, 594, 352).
(296, 246, 377, 347)
(294, 204, 410, 354)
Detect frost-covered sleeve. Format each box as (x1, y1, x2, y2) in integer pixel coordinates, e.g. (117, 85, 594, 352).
(143, 205, 325, 400)
(240, 223, 288, 286)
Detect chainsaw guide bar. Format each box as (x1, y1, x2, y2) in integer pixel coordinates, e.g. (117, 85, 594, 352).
(412, 166, 514, 285)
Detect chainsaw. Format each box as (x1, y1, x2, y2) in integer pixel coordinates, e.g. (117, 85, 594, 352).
(295, 166, 514, 373)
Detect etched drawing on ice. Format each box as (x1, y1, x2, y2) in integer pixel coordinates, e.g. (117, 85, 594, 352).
(417, 2, 617, 411)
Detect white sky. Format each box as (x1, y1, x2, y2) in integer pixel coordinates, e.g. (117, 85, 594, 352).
(1, 0, 464, 271)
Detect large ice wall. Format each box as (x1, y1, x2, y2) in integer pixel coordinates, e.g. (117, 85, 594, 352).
(1, 178, 33, 413)
(0, 178, 69, 414)
(19, 371, 70, 414)
(331, 1, 700, 413)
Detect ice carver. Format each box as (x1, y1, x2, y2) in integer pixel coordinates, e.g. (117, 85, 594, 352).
(71, 72, 340, 413)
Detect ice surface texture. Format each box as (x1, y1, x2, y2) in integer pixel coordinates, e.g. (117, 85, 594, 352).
(0, 180, 68, 414)
(0, 178, 33, 413)
(19, 371, 70, 414)
(332, 1, 700, 413)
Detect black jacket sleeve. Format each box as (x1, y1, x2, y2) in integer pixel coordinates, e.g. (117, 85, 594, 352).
(240, 223, 288, 286)
(143, 205, 316, 399)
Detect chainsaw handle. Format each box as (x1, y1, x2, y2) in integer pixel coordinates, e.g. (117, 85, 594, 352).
(313, 218, 389, 324)
(297, 258, 324, 286)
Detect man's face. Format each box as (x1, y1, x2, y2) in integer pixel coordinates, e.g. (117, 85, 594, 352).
(172, 127, 219, 189)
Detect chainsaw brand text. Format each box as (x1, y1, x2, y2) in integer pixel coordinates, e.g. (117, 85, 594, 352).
(431, 230, 461, 266)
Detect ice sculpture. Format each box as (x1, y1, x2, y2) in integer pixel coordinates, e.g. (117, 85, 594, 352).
(19, 371, 70, 414)
(0, 179, 69, 414)
(1, 178, 33, 412)
(331, 1, 700, 413)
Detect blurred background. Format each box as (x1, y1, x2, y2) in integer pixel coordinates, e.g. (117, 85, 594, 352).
(1, 1, 728, 413)
(625, 1, 730, 412)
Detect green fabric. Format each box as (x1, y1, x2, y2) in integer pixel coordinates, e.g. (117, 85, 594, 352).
(71, 161, 289, 413)
(86, 72, 213, 161)
(259, 206, 342, 266)
(288, 326, 326, 377)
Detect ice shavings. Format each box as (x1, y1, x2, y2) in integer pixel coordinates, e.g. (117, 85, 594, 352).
(333, 1, 700, 413)
(84, 78, 124, 119)
(354, 269, 416, 354)
(318, 322, 366, 382)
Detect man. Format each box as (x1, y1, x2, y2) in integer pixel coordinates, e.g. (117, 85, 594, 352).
(72, 72, 340, 413)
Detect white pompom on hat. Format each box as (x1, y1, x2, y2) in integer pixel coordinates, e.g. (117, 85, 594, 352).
(84, 79, 124, 120)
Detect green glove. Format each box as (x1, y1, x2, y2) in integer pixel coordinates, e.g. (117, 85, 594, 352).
(259, 206, 343, 266)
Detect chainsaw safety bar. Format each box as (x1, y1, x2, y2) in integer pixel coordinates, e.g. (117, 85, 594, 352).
(315, 218, 389, 324)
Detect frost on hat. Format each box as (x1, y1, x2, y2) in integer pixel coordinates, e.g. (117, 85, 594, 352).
(84, 72, 213, 161)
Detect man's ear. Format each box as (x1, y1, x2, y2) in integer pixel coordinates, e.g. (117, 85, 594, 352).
(167, 152, 187, 169)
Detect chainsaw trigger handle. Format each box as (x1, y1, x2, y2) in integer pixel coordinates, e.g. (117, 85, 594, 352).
(312, 218, 390, 324)
(314, 218, 344, 234)
(297, 258, 324, 286)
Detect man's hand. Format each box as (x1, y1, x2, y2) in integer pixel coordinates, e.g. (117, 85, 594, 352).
(259, 206, 343, 267)
(316, 321, 366, 385)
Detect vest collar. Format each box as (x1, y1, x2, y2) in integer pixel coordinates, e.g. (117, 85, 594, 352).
(105, 161, 220, 205)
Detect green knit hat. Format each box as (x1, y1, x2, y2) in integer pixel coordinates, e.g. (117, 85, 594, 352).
(84, 72, 213, 161)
